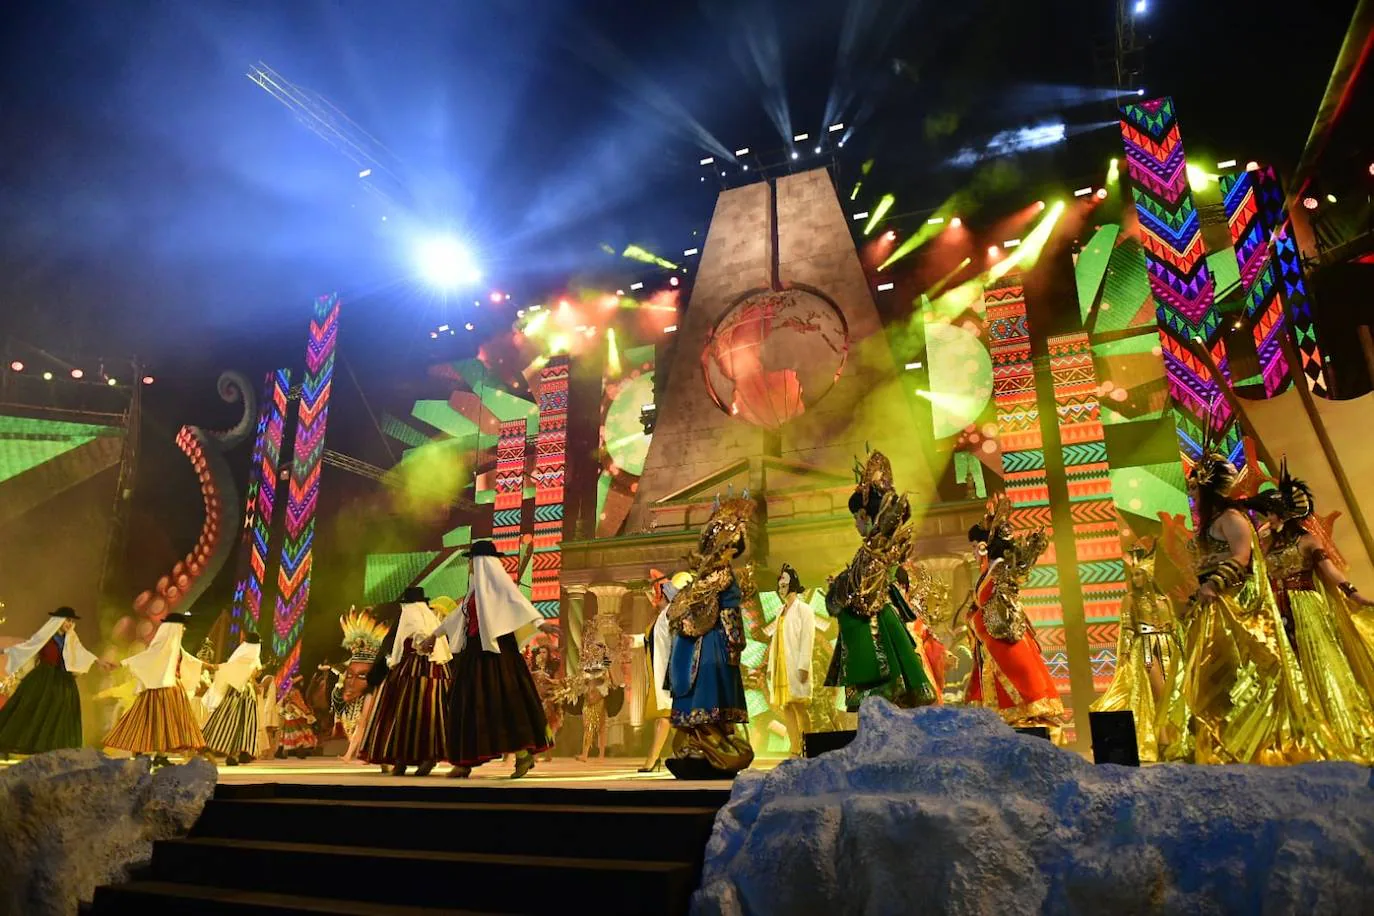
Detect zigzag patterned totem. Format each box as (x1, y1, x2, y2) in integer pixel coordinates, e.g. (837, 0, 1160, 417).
(530, 356, 568, 618)
(985, 276, 1066, 695)
(493, 418, 528, 581)
(1119, 98, 1237, 468)
(1047, 333, 1126, 691)
(230, 368, 290, 641)
(1220, 168, 1292, 397)
(273, 294, 339, 690)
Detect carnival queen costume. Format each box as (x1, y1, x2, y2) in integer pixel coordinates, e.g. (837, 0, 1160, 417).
(665, 490, 756, 779)
(964, 497, 1064, 731)
(824, 450, 938, 712)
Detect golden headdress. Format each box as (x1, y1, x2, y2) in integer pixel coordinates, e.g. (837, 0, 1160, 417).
(853, 447, 894, 496)
(339, 606, 388, 665)
(1186, 410, 1242, 496)
(698, 486, 756, 557)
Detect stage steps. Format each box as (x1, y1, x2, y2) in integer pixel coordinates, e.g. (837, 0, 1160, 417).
(87, 782, 731, 916)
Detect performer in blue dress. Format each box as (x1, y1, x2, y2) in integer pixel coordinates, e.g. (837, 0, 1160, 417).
(665, 490, 756, 779)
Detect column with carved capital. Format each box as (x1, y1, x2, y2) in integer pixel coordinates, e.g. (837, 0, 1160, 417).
(561, 585, 588, 677)
(586, 583, 634, 730)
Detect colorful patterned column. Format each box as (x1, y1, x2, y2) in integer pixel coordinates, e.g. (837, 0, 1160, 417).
(531, 356, 569, 618)
(1119, 97, 1236, 467)
(1220, 168, 1291, 397)
(230, 369, 290, 641)
(1047, 332, 1127, 691)
(985, 277, 1065, 692)
(273, 294, 339, 690)
(493, 418, 528, 581)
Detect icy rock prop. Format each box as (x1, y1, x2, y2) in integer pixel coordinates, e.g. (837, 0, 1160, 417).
(0, 749, 216, 916)
(695, 700, 1374, 916)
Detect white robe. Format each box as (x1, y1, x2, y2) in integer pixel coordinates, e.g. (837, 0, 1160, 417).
(388, 601, 452, 665)
(765, 595, 818, 703)
(122, 623, 202, 694)
(435, 555, 542, 654)
(630, 604, 675, 710)
(205, 642, 261, 712)
(3, 617, 97, 679)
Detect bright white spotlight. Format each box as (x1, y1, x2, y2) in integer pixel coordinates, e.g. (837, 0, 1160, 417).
(417, 236, 480, 289)
(700, 157, 715, 166)
(735, 147, 751, 156)
(904, 361, 923, 371)
(684, 248, 699, 256)
(1217, 159, 1238, 169)
(791, 152, 799, 160)
(793, 133, 809, 142)
(876, 282, 895, 291)
(630, 282, 645, 291)
(359, 168, 372, 178)
(1134, 0, 1147, 13)
(1136, 88, 1146, 96)
(1003, 239, 1022, 248)
(853, 212, 870, 220)
(1074, 186, 1094, 197)
(829, 123, 845, 132)
(814, 146, 822, 154)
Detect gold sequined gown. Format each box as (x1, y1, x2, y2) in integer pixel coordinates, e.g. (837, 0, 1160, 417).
(1265, 532, 1374, 763)
(1090, 587, 1179, 762)
(1158, 525, 1334, 765)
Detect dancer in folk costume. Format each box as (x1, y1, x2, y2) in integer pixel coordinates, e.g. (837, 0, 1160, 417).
(0, 607, 111, 755)
(360, 587, 452, 776)
(1090, 544, 1180, 761)
(277, 676, 320, 758)
(105, 612, 206, 764)
(201, 632, 263, 765)
(825, 451, 939, 713)
(631, 571, 689, 772)
(426, 540, 549, 779)
(1250, 461, 1374, 763)
(765, 565, 819, 757)
(666, 491, 757, 780)
(964, 498, 1064, 735)
(257, 665, 283, 759)
(331, 607, 389, 761)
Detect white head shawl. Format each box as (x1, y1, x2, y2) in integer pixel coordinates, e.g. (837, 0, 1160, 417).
(466, 555, 542, 653)
(204, 640, 262, 711)
(389, 601, 452, 666)
(3, 616, 97, 679)
(122, 622, 199, 692)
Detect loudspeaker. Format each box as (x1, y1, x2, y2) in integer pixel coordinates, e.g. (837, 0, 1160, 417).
(1089, 710, 1140, 766)
(1014, 726, 1051, 741)
(803, 729, 856, 758)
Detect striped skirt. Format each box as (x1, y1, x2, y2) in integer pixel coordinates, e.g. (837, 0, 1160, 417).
(105, 687, 206, 754)
(359, 648, 450, 766)
(202, 685, 262, 757)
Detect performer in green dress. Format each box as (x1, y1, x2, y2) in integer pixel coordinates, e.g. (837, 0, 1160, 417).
(824, 450, 938, 711)
(0, 607, 108, 755)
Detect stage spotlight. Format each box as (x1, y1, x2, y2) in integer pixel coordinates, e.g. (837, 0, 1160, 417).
(669, 276, 680, 287)
(8, 360, 22, 372)
(430, 331, 439, 339)
(700, 157, 715, 166)
(876, 282, 894, 292)
(829, 123, 845, 132)
(71, 368, 84, 379)
(683, 248, 699, 257)
(417, 236, 480, 289)
(1302, 196, 1319, 210)
(359, 168, 372, 178)
(853, 212, 870, 221)
(720, 171, 726, 177)
(42, 371, 53, 381)
(1246, 161, 1260, 171)
(438, 324, 450, 332)
(905, 361, 923, 371)
(1136, 88, 1146, 96)
(1074, 187, 1094, 197)
(630, 282, 644, 291)
(1368, 161, 1374, 176)
(107, 377, 118, 386)
(464, 322, 475, 331)
(1217, 159, 1238, 169)
(489, 291, 504, 303)
(1035, 200, 1046, 211)
(615, 290, 625, 296)
(885, 230, 896, 241)
(734, 147, 750, 157)
(1133, 0, 1147, 13)
(142, 376, 155, 385)
(814, 146, 822, 154)
(1095, 187, 1109, 200)
(793, 133, 809, 142)
(1327, 193, 1338, 204)
(791, 152, 799, 160)
(927, 216, 945, 225)
(950, 217, 963, 228)
(664, 325, 678, 333)
(988, 245, 1001, 257)
(1004, 239, 1022, 248)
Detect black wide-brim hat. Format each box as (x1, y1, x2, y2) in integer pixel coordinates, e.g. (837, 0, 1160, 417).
(49, 606, 80, 620)
(462, 539, 504, 559)
(400, 586, 429, 603)
(163, 612, 192, 624)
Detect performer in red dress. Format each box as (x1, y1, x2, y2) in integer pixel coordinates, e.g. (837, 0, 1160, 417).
(964, 498, 1064, 735)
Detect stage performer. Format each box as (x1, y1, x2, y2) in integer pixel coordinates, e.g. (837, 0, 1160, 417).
(1158, 447, 1330, 765)
(1090, 545, 1179, 761)
(575, 654, 614, 763)
(631, 571, 688, 772)
(332, 607, 389, 761)
(426, 540, 549, 779)
(764, 565, 817, 757)
(964, 498, 1064, 734)
(824, 451, 938, 712)
(105, 611, 206, 765)
(201, 632, 263, 765)
(0, 607, 110, 755)
(895, 565, 952, 699)
(277, 676, 320, 758)
(1250, 462, 1374, 762)
(256, 664, 282, 759)
(359, 587, 451, 776)
(665, 490, 756, 780)
(527, 643, 562, 762)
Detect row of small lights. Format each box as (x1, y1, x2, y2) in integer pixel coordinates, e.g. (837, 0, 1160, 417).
(7, 361, 153, 385)
(700, 123, 847, 178)
(430, 275, 686, 340)
(1300, 161, 1374, 210)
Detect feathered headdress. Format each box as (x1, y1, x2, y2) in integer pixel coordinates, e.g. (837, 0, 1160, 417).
(969, 495, 1013, 543)
(1186, 408, 1242, 496)
(852, 446, 894, 496)
(699, 485, 756, 556)
(339, 606, 388, 665)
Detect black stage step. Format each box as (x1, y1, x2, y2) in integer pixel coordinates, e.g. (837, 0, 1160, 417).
(86, 782, 731, 916)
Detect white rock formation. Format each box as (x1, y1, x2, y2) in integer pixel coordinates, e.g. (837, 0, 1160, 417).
(0, 750, 216, 916)
(695, 701, 1374, 916)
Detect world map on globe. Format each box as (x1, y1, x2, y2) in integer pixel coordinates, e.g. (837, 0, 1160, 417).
(701, 287, 849, 430)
